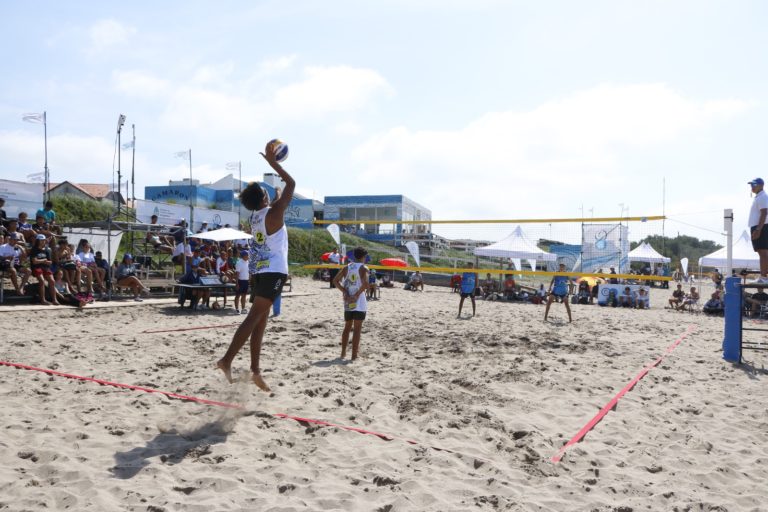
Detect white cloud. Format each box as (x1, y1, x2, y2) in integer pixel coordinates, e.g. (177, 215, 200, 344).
(259, 55, 297, 75)
(350, 83, 752, 220)
(273, 65, 393, 118)
(89, 19, 136, 51)
(158, 64, 392, 133)
(112, 70, 170, 98)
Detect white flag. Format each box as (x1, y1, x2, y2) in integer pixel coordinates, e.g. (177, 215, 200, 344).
(225, 161, 239, 170)
(22, 112, 45, 124)
(174, 150, 190, 160)
(27, 171, 45, 182)
(405, 241, 420, 267)
(326, 224, 341, 246)
(122, 140, 134, 150)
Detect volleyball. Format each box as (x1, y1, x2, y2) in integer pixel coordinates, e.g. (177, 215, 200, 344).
(268, 138, 289, 163)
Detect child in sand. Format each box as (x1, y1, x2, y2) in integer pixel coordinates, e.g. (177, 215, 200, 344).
(457, 262, 478, 318)
(333, 246, 370, 360)
(217, 142, 295, 391)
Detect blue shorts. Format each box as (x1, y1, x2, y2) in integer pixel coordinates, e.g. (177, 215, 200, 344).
(237, 279, 249, 294)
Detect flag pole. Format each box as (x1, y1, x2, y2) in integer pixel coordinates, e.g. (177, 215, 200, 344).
(189, 149, 194, 229)
(131, 124, 136, 206)
(238, 161, 242, 227)
(43, 111, 48, 204)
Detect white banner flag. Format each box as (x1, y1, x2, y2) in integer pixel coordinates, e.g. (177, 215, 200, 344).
(22, 112, 45, 124)
(225, 161, 239, 170)
(405, 241, 420, 267)
(174, 150, 190, 160)
(122, 140, 134, 150)
(326, 223, 340, 245)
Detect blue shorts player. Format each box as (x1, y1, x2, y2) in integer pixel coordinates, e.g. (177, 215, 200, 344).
(457, 262, 478, 318)
(544, 262, 572, 323)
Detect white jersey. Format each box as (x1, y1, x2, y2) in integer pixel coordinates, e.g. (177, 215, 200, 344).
(248, 206, 288, 275)
(343, 262, 368, 313)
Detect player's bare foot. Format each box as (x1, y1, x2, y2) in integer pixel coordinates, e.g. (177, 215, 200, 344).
(40, 300, 51, 306)
(216, 360, 234, 383)
(251, 372, 271, 392)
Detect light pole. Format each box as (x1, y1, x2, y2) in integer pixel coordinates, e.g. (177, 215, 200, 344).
(116, 114, 126, 213)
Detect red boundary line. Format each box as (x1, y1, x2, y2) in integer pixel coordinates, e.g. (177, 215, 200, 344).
(550, 324, 697, 463)
(0, 360, 437, 452)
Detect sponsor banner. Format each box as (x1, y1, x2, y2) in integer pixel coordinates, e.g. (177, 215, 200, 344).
(581, 223, 629, 273)
(135, 199, 237, 232)
(0, 179, 43, 218)
(597, 283, 651, 307)
(61, 228, 123, 265)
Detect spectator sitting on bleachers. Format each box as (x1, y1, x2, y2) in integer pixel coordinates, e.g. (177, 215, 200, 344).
(30, 234, 59, 305)
(17, 212, 35, 244)
(0, 234, 29, 295)
(146, 215, 174, 254)
(32, 214, 54, 241)
(635, 287, 649, 309)
(116, 253, 150, 302)
(703, 291, 724, 316)
(77, 240, 106, 297)
(172, 240, 193, 269)
(55, 239, 80, 293)
(94, 251, 111, 294)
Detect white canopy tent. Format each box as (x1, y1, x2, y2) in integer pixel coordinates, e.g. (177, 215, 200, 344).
(189, 227, 253, 242)
(474, 226, 556, 262)
(698, 230, 758, 269)
(628, 242, 671, 264)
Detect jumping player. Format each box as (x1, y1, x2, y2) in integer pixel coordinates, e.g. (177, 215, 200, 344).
(457, 262, 478, 318)
(333, 247, 370, 360)
(544, 262, 572, 322)
(217, 142, 295, 391)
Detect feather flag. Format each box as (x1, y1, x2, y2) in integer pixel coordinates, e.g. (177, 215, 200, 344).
(22, 112, 46, 124)
(174, 150, 190, 160)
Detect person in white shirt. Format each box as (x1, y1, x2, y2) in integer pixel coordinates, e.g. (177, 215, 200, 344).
(748, 177, 768, 283)
(172, 241, 192, 269)
(333, 247, 370, 360)
(0, 235, 27, 294)
(234, 250, 250, 314)
(217, 143, 295, 392)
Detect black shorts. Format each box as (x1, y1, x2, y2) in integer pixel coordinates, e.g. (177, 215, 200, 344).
(344, 310, 367, 321)
(249, 272, 286, 303)
(237, 279, 249, 294)
(0, 260, 10, 271)
(752, 225, 768, 251)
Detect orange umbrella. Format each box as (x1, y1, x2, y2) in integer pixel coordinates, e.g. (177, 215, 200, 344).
(576, 276, 603, 287)
(380, 258, 407, 267)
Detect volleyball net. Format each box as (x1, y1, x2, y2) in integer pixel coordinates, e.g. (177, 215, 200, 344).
(303, 215, 672, 283)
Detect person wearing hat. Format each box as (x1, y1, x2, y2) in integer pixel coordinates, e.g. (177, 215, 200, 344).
(233, 250, 250, 314)
(749, 178, 768, 283)
(116, 253, 150, 302)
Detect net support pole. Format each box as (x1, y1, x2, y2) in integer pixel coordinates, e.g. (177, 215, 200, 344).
(722, 208, 740, 362)
(722, 275, 741, 363)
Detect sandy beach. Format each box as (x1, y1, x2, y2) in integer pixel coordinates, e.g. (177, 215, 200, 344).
(1, 277, 766, 511)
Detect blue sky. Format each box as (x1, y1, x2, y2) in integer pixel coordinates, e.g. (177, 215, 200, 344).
(1, 0, 766, 242)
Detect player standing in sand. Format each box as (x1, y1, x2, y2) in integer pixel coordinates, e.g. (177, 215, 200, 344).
(217, 142, 295, 391)
(457, 262, 478, 318)
(333, 246, 370, 360)
(544, 262, 572, 323)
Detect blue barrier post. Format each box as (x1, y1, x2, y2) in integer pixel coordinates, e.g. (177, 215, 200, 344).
(722, 276, 741, 362)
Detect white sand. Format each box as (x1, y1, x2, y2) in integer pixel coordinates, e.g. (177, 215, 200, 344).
(1, 277, 766, 511)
